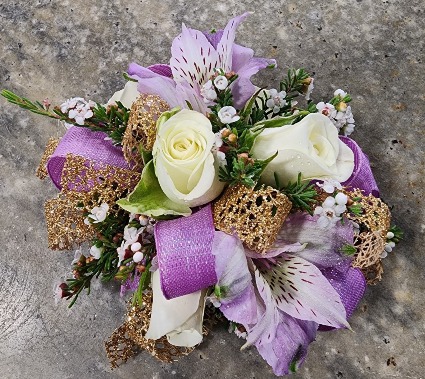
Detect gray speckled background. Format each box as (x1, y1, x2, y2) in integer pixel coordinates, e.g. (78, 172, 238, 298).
(0, 1, 424, 378)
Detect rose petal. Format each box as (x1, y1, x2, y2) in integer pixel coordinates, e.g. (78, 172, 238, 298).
(145, 270, 204, 347)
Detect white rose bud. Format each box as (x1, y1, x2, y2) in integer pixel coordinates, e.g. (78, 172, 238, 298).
(107, 80, 140, 108)
(251, 113, 354, 186)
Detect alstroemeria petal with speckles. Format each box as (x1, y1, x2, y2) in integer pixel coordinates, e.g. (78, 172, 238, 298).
(257, 254, 349, 329)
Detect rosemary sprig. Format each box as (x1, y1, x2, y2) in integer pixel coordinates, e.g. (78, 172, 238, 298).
(277, 172, 318, 214)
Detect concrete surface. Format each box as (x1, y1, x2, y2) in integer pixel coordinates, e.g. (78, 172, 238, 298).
(0, 1, 424, 378)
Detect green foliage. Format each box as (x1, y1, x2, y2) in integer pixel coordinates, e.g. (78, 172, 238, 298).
(389, 225, 403, 243)
(89, 101, 130, 145)
(117, 160, 192, 218)
(277, 172, 318, 214)
(348, 203, 363, 216)
(280, 68, 310, 95)
(1, 89, 59, 118)
(132, 261, 152, 306)
(63, 209, 130, 308)
(340, 244, 357, 256)
(123, 72, 138, 82)
(219, 153, 277, 188)
(1, 89, 130, 145)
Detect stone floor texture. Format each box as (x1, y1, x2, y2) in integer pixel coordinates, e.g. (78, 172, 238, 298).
(0, 1, 424, 378)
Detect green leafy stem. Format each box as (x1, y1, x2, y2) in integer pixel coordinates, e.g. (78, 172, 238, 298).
(1, 90, 130, 145)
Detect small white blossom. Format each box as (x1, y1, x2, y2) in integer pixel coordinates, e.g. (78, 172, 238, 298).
(131, 242, 142, 252)
(384, 241, 396, 253)
(90, 245, 103, 259)
(218, 106, 240, 124)
(316, 178, 342, 194)
(117, 221, 155, 266)
(200, 80, 217, 103)
(124, 226, 140, 245)
(334, 89, 347, 98)
(387, 231, 395, 239)
(316, 102, 337, 118)
(60, 97, 95, 126)
(314, 194, 347, 229)
(71, 247, 89, 264)
(215, 131, 224, 148)
(266, 88, 287, 113)
(86, 203, 109, 224)
(214, 75, 228, 90)
(133, 251, 144, 263)
(317, 100, 355, 136)
(334, 192, 348, 214)
(212, 130, 227, 166)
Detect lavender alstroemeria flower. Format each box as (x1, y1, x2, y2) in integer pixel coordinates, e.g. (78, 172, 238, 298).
(213, 213, 366, 376)
(128, 13, 276, 113)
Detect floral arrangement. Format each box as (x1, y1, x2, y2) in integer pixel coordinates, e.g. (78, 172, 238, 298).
(2, 13, 402, 376)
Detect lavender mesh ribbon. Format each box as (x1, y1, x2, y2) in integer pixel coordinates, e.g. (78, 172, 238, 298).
(341, 136, 379, 196)
(154, 205, 217, 299)
(47, 126, 130, 189)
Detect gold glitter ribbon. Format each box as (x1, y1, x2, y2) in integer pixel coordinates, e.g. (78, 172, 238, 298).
(44, 154, 140, 250)
(36, 137, 60, 179)
(105, 293, 223, 368)
(213, 184, 292, 253)
(122, 94, 170, 170)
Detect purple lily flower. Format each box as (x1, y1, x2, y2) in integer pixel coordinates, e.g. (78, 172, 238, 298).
(128, 13, 276, 113)
(212, 214, 366, 376)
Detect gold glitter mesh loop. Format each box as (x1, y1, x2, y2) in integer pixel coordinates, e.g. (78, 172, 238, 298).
(346, 189, 391, 235)
(353, 231, 386, 285)
(353, 231, 385, 269)
(45, 154, 140, 250)
(361, 260, 384, 285)
(213, 184, 292, 253)
(36, 137, 60, 179)
(105, 293, 194, 369)
(45, 196, 95, 250)
(122, 94, 170, 169)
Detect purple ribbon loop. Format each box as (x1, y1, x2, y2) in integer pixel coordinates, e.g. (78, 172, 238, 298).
(154, 205, 217, 299)
(341, 136, 379, 197)
(47, 126, 130, 189)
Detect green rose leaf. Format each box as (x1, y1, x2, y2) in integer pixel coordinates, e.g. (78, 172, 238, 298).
(253, 111, 310, 131)
(117, 160, 192, 218)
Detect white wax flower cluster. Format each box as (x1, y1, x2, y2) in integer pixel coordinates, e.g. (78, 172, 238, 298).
(60, 97, 96, 125)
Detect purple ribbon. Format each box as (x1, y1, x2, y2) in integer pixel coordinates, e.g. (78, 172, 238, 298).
(154, 205, 217, 299)
(341, 136, 379, 197)
(47, 126, 130, 189)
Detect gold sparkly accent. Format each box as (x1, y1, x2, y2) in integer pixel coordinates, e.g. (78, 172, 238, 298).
(353, 231, 386, 285)
(346, 189, 391, 235)
(36, 137, 60, 179)
(122, 94, 169, 169)
(213, 184, 292, 253)
(353, 231, 385, 269)
(105, 293, 194, 369)
(45, 154, 140, 250)
(361, 260, 384, 285)
(44, 196, 95, 250)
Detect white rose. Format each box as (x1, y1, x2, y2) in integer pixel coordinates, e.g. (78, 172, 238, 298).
(251, 113, 354, 186)
(153, 109, 225, 207)
(145, 270, 206, 347)
(107, 80, 139, 108)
